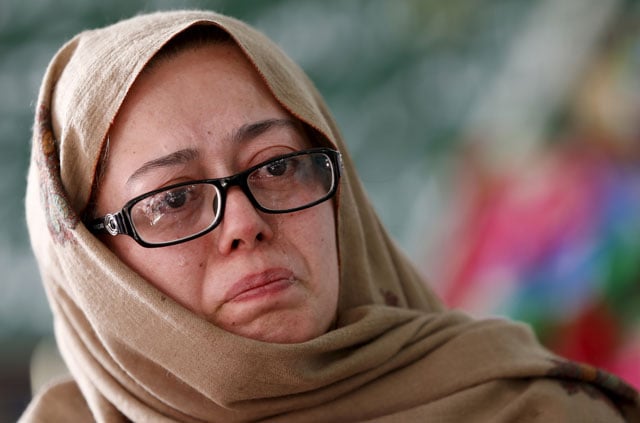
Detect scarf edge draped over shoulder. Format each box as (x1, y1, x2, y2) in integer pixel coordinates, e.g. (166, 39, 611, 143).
(22, 9, 640, 423)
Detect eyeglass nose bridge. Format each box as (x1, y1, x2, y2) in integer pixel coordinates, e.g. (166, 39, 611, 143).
(216, 170, 262, 212)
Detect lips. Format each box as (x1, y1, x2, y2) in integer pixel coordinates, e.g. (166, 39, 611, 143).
(224, 268, 295, 303)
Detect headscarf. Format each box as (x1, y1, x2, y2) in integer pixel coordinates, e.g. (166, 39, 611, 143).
(21, 10, 640, 422)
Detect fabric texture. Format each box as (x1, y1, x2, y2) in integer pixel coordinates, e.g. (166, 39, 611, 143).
(21, 10, 640, 422)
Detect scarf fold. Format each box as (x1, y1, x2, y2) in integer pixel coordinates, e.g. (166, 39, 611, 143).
(22, 10, 639, 422)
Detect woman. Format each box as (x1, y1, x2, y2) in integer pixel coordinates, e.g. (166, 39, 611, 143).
(21, 10, 639, 422)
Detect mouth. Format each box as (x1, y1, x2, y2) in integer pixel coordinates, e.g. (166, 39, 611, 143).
(224, 268, 296, 303)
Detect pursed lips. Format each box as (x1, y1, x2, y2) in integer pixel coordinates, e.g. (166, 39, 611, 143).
(224, 268, 296, 303)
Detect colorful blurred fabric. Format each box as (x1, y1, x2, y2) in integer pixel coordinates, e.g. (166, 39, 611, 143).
(434, 144, 640, 389)
(432, 18, 640, 389)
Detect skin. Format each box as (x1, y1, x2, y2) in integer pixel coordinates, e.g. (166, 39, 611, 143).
(95, 42, 340, 343)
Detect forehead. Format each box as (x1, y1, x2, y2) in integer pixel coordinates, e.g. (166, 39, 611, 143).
(137, 40, 264, 98)
(110, 40, 289, 140)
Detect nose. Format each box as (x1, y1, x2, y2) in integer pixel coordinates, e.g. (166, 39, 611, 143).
(216, 186, 273, 255)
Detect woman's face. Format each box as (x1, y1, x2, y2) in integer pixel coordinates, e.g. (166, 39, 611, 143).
(95, 42, 340, 343)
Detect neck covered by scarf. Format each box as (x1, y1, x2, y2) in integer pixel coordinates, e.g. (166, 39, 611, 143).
(21, 10, 639, 422)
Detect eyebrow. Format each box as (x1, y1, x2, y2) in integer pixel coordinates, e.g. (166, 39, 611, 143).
(127, 148, 199, 184)
(231, 118, 300, 144)
(126, 118, 300, 184)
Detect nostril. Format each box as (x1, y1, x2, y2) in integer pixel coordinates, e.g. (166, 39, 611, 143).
(229, 233, 263, 251)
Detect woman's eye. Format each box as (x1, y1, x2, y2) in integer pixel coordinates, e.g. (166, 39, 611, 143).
(145, 186, 195, 215)
(266, 159, 288, 176)
(249, 156, 302, 185)
(132, 184, 209, 229)
(163, 188, 189, 209)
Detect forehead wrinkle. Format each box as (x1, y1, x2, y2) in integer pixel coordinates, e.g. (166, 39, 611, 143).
(126, 148, 200, 185)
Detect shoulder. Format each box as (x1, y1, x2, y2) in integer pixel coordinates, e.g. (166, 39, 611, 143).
(18, 377, 93, 423)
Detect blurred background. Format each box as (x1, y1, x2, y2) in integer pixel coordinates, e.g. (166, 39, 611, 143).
(1, 0, 639, 420)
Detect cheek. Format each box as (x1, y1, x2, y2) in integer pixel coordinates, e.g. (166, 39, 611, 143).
(315, 205, 338, 262)
(284, 204, 335, 256)
(306, 206, 340, 330)
(103, 236, 208, 305)
(291, 204, 339, 293)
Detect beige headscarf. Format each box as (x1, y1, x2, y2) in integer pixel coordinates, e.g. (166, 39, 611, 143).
(21, 10, 639, 422)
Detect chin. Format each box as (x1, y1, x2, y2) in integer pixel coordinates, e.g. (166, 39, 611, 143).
(262, 331, 315, 344)
(236, 327, 313, 344)
(231, 316, 329, 344)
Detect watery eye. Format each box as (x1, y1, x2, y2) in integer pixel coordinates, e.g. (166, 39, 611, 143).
(266, 159, 287, 176)
(164, 189, 188, 209)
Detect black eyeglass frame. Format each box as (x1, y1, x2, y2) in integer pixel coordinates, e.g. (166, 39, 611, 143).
(89, 148, 342, 248)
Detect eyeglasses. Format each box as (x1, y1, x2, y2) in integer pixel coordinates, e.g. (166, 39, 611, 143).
(89, 148, 342, 248)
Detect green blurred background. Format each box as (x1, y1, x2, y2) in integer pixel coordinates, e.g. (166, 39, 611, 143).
(2, 0, 639, 420)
